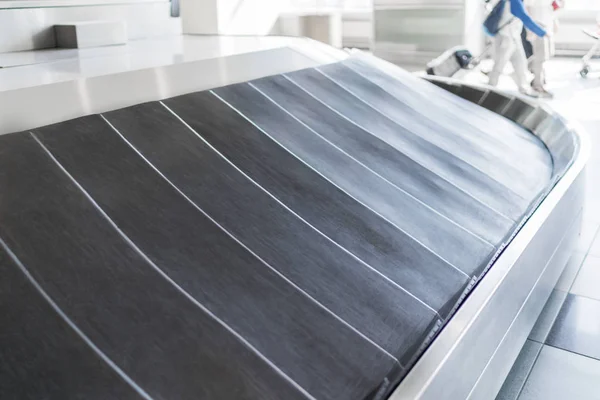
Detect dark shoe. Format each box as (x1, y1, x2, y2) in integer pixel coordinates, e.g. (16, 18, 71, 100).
(532, 85, 554, 99)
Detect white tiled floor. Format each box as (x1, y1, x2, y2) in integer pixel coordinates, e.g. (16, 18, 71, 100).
(519, 346, 600, 400)
(571, 256, 600, 300)
(576, 221, 600, 252)
(494, 57, 600, 400)
(555, 251, 587, 291)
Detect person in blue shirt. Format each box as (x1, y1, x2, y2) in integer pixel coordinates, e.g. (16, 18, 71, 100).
(488, 0, 547, 96)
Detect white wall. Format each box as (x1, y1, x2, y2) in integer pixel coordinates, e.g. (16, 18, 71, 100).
(554, 8, 599, 55)
(275, 9, 371, 48)
(372, 0, 486, 66)
(223, 0, 282, 35)
(0, 0, 178, 52)
(342, 11, 371, 48)
(182, 0, 284, 35)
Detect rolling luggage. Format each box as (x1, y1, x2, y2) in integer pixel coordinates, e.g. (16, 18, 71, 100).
(425, 47, 475, 77)
(580, 27, 600, 77)
(426, 0, 506, 78)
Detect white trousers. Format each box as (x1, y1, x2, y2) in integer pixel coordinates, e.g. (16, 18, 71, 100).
(532, 35, 551, 88)
(488, 32, 529, 90)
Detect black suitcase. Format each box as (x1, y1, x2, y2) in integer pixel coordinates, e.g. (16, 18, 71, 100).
(426, 46, 474, 77)
(521, 26, 533, 59)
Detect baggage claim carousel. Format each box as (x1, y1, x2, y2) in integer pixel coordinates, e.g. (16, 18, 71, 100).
(0, 38, 588, 400)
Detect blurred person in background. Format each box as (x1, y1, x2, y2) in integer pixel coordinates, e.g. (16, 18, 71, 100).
(525, 0, 564, 98)
(487, 0, 547, 96)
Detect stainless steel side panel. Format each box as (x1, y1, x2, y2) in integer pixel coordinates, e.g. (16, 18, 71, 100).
(390, 80, 588, 400)
(0, 41, 585, 400)
(468, 205, 583, 399)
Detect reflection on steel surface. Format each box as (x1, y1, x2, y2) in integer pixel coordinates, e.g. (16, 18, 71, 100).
(0, 55, 558, 399)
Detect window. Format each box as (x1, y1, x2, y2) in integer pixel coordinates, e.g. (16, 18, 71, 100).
(563, 0, 600, 11)
(288, 0, 372, 11)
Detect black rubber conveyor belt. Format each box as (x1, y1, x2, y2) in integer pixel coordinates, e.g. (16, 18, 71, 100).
(0, 54, 554, 400)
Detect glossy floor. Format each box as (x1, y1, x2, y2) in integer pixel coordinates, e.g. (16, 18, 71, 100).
(495, 57, 600, 400)
(0, 35, 339, 92)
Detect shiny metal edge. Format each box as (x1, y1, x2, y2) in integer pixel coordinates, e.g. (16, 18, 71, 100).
(0, 41, 585, 399)
(0, 40, 343, 136)
(389, 79, 589, 400)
